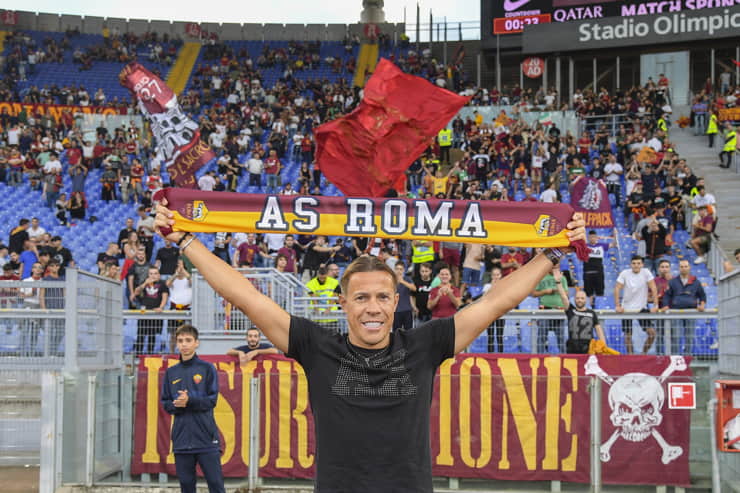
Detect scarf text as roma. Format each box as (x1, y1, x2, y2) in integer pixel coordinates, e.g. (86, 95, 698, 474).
(154, 188, 589, 259)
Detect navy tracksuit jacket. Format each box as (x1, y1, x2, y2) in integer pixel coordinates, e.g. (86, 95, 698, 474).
(161, 354, 221, 454)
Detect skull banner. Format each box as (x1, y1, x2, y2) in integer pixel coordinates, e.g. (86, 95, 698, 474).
(585, 355, 692, 487)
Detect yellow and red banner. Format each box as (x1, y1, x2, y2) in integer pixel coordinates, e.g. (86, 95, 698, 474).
(718, 107, 740, 122)
(0, 102, 124, 123)
(154, 188, 589, 255)
(131, 354, 692, 486)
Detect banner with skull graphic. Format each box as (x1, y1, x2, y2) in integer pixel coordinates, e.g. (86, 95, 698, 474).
(585, 354, 692, 486)
(570, 177, 614, 228)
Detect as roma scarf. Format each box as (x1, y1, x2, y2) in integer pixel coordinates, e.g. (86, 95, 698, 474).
(154, 189, 588, 259)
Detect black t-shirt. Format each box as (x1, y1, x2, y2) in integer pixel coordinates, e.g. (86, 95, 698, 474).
(96, 252, 119, 272)
(155, 246, 180, 276)
(565, 304, 599, 340)
(414, 278, 433, 318)
(140, 281, 169, 309)
(53, 247, 73, 275)
(233, 343, 273, 352)
(287, 316, 455, 492)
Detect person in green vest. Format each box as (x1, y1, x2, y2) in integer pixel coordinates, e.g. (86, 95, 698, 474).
(706, 111, 719, 148)
(720, 123, 736, 169)
(532, 264, 568, 353)
(437, 127, 452, 165)
(306, 266, 341, 325)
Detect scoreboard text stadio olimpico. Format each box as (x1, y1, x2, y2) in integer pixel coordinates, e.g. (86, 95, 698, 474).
(486, 0, 740, 35)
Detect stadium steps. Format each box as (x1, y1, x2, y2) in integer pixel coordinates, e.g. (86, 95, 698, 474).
(352, 42, 379, 88)
(166, 41, 201, 95)
(669, 124, 740, 259)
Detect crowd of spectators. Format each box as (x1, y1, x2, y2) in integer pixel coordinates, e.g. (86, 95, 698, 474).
(0, 25, 732, 357)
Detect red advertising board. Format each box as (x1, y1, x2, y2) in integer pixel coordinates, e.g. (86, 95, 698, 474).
(132, 354, 692, 486)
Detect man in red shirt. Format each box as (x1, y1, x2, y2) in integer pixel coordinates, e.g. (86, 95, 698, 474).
(233, 233, 263, 268)
(689, 205, 714, 264)
(500, 247, 526, 277)
(263, 149, 282, 194)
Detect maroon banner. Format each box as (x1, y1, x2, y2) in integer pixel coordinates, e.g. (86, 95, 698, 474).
(131, 354, 692, 486)
(570, 176, 614, 228)
(314, 58, 470, 198)
(184, 22, 202, 38)
(586, 355, 692, 486)
(119, 63, 214, 188)
(1, 10, 18, 26)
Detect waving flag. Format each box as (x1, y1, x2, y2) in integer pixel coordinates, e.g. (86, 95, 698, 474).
(119, 63, 214, 188)
(314, 58, 470, 197)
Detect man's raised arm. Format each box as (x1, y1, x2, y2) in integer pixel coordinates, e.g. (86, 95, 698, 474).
(453, 213, 585, 354)
(154, 200, 290, 352)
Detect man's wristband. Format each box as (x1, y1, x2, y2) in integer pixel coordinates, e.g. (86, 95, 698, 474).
(176, 232, 192, 247)
(543, 248, 564, 266)
(179, 235, 196, 252)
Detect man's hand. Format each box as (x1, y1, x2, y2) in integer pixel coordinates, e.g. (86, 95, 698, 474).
(173, 389, 188, 407)
(552, 269, 563, 283)
(616, 305, 624, 313)
(239, 350, 258, 365)
(649, 305, 658, 313)
(565, 212, 586, 246)
(697, 304, 705, 312)
(154, 198, 187, 243)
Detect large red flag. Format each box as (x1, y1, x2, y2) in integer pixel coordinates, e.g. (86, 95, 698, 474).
(314, 59, 470, 197)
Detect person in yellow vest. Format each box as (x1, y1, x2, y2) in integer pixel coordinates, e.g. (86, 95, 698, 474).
(437, 127, 452, 165)
(720, 123, 736, 169)
(655, 114, 668, 136)
(706, 111, 719, 148)
(305, 266, 341, 325)
(411, 240, 436, 283)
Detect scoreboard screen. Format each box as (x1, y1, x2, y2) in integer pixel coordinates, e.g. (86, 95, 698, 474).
(484, 0, 740, 37)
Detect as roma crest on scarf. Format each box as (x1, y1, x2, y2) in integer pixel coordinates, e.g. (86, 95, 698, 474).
(192, 374, 203, 384)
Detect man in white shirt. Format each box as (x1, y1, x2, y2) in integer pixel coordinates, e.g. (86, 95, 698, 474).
(43, 152, 62, 175)
(197, 171, 217, 192)
(247, 152, 264, 187)
(691, 186, 716, 210)
(27, 218, 47, 240)
(539, 180, 559, 203)
(614, 255, 658, 354)
(603, 154, 623, 207)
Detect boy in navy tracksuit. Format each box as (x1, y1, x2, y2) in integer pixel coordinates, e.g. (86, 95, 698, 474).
(161, 324, 225, 493)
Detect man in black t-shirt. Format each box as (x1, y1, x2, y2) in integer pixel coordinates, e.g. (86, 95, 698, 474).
(154, 239, 179, 279)
(50, 236, 75, 276)
(132, 266, 169, 355)
(226, 327, 278, 365)
(413, 262, 434, 323)
(554, 270, 606, 354)
(153, 199, 586, 492)
(96, 242, 120, 275)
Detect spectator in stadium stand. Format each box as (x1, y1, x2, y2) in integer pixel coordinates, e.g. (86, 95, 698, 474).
(127, 245, 149, 308)
(553, 269, 606, 354)
(227, 327, 278, 364)
(393, 262, 416, 330)
(40, 259, 65, 356)
(532, 263, 568, 353)
(604, 154, 623, 207)
(155, 239, 180, 281)
(583, 231, 611, 308)
(689, 205, 715, 265)
(197, 170, 217, 191)
(96, 242, 120, 275)
(136, 206, 156, 261)
(427, 266, 462, 319)
(166, 259, 193, 352)
(100, 163, 118, 201)
(640, 214, 669, 274)
(233, 233, 267, 268)
(652, 259, 672, 355)
(132, 265, 169, 355)
(413, 262, 434, 325)
(27, 217, 46, 241)
(211, 232, 232, 265)
(18, 238, 39, 280)
(539, 180, 558, 203)
(49, 236, 74, 276)
(723, 248, 740, 274)
(8, 218, 30, 255)
(20, 262, 44, 356)
(500, 247, 527, 278)
(263, 148, 282, 194)
(615, 255, 658, 355)
(663, 259, 706, 355)
(161, 325, 226, 493)
(117, 217, 135, 250)
(480, 266, 507, 353)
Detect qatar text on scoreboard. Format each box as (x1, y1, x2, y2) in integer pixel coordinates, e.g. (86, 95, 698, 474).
(483, 0, 740, 36)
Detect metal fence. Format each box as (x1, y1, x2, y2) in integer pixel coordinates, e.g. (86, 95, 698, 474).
(36, 367, 719, 492)
(191, 268, 306, 335)
(0, 269, 123, 372)
(577, 113, 654, 137)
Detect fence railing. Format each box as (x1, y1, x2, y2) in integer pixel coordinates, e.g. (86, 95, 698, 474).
(577, 113, 654, 137)
(33, 365, 720, 492)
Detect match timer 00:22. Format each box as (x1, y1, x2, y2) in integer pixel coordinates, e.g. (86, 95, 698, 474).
(493, 14, 552, 35)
